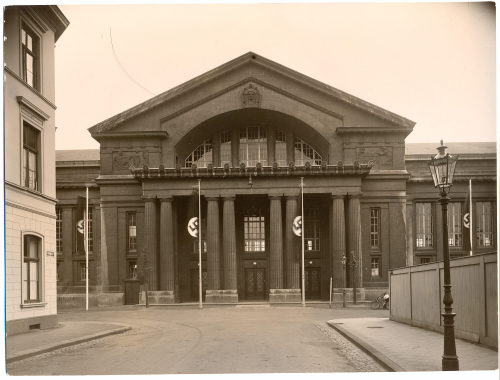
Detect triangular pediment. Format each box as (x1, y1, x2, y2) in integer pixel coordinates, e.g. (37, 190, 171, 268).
(89, 51, 415, 136)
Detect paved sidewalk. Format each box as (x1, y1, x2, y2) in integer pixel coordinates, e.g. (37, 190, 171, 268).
(328, 317, 498, 372)
(6, 321, 131, 363)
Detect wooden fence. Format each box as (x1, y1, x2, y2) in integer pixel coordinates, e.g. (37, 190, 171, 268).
(389, 252, 497, 348)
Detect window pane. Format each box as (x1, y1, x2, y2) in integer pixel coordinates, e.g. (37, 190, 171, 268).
(26, 53, 34, 86)
(370, 208, 380, 249)
(23, 263, 28, 301)
(244, 209, 265, 252)
(476, 201, 495, 248)
(29, 262, 38, 300)
(371, 257, 380, 277)
(239, 127, 267, 166)
(185, 139, 213, 168)
(294, 137, 322, 166)
(416, 203, 433, 248)
(220, 131, 232, 166)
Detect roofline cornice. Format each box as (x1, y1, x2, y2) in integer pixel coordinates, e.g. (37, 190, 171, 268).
(336, 126, 413, 137)
(92, 131, 168, 142)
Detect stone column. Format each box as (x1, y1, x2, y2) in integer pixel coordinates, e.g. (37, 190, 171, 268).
(61, 207, 74, 285)
(406, 202, 414, 266)
(269, 195, 284, 290)
(347, 193, 362, 289)
(206, 197, 220, 290)
(221, 196, 238, 303)
(143, 197, 158, 290)
(285, 195, 300, 289)
(331, 195, 346, 288)
(159, 197, 175, 296)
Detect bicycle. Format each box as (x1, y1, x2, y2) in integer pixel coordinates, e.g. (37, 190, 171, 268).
(370, 293, 390, 310)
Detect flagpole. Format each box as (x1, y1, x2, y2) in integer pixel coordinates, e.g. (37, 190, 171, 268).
(85, 186, 89, 311)
(469, 178, 473, 256)
(300, 177, 305, 307)
(198, 179, 203, 309)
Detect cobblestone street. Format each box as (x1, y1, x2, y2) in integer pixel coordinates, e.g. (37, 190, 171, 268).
(7, 306, 386, 375)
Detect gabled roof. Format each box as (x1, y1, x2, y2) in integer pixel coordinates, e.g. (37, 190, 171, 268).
(88, 52, 415, 135)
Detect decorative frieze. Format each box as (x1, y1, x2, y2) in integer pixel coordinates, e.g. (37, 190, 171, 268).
(356, 146, 393, 169)
(113, 151, 149, 171)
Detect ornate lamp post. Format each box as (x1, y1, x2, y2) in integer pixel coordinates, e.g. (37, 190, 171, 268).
(427, 140, 459, 371)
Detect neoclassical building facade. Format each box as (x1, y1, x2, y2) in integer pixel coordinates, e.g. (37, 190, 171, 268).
(55, 53, 496, 304)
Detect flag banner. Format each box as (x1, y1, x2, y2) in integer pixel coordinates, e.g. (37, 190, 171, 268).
(76, 196, 86, 255)
(463, 185, 472, 252)
(187, 187, 199, 238)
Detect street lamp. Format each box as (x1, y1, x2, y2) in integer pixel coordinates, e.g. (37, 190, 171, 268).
(427, 140, 459, 371)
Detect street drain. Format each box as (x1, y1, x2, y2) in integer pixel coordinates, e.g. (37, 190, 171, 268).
(367, 326, 383, 328)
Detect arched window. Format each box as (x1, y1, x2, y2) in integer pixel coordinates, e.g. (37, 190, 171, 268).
(220, 131, 232, 166)
(23, 234, 41, 302)
(294, 137, 322, 166)
(275, 130, 287, 166)
(185, 139, 213, 168)
(239, 127, 267, 166)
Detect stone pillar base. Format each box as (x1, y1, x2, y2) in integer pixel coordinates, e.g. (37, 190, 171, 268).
(269, 289, 302, 303)
(140, 290, 176, 305)
(205, 289, 238, 303)
(332, 288, 366, 302)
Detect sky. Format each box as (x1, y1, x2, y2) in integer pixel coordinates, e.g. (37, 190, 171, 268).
(53, 2, 496, 150)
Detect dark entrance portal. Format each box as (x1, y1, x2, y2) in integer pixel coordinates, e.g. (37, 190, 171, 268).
(237, 196, 269, 301)
(244, 268, 266, 300)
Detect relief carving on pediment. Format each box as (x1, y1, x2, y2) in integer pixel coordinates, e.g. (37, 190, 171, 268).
(112, 151, 149, 171)
(241, 84, 262, 108)
(356, 147, 393, 169)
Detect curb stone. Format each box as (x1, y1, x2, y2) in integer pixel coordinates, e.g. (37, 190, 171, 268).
(7, 326, 131, 364)
(327, 321, 406, 372)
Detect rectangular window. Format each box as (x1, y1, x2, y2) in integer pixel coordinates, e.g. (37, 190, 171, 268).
(21, 24, 39, 89)
(79, 262, 86, 281)
(23, 234, 41, 302)
(57, 261, 63, 282)
(128, 260, 137, 279)
(22, 122, 40, 190)
(244, 209, 266, 252)
(239, 127, 267, 166)
(127, 212, 137, 252)
(420, 257, 431, 264)
(370, 208, 380, 249)
(416, 202, 433, 248)
(56, 208, 63, 255)
(448, 202, 462, 247)
(476, 201, 496, 248)
(275, 130, 287, 167)
(371, 257, 380, 277)
(220, 131, 232, 167)
(304, 208, 320, 251)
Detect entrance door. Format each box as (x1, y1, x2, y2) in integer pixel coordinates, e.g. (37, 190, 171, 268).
(305, 267, 321, 299)
(238, 199, 269, 301)
(244, 268, 266, 300)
